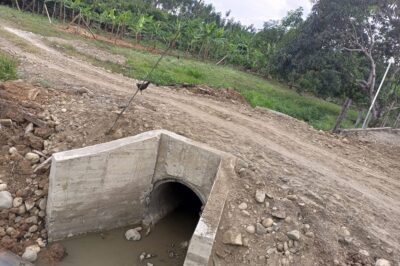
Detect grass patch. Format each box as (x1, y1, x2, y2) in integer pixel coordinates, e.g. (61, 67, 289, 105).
(0, 4, 357, 130)
(0, 51, 17, 81)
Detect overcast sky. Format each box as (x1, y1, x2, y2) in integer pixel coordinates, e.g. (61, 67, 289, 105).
(204, 0, 313, 29)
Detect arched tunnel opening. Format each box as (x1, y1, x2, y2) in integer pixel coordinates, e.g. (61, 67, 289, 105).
(146, 181, 204, 230)
(143, 181, 204, 263)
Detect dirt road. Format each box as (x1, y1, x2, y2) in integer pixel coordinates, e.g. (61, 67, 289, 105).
(1, 26, 399, 265)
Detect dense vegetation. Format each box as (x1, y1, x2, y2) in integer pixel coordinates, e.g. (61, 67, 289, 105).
(2, 0, 400, 128)
(0, 52, 17, 81)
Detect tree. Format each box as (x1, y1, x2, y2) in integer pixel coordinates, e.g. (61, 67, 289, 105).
(310, 0, 400, 121)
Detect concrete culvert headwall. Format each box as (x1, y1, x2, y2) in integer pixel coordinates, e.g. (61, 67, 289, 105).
(46, 130, 236, 265)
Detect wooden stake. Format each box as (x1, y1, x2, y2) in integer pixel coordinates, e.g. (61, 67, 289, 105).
(216, 54, 228, 65)
(15, 0, 21, 11)
(332, 98, 352, 133)
(44, 3, 52, 24)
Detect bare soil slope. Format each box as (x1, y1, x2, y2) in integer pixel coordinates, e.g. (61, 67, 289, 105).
(0, 26, 399, 266)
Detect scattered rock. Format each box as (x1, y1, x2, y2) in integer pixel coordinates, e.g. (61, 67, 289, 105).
(286, 195, 297, 201)
(359, 249, 370, 257)
(179, 241, 189, 249)
(6, 227, 19, 238)
(375, 259, 391, 266)
(18, 205, 26, 215)
(246, 225, 255, 234)
(238, 202, 248, 210)
(27, 134, 44, 150)
(222, 230, 242, 246)
(34, 127, 54, 139)
(262, 218, 273, 228)
(25, 200, 35, 211)
(22, 245, 40, 262)
(25, 123, 34, 134)
(29, 225, 38, 233)
(340, 226, 351, 237)
(25, 152, 40, 164)
(287, 230, 301, 241)
(0, 191, 13, 209)
(13, 197, 23, 208)
(25, 216, 38, 224)
(305, 231, 314, 238)
(125, 228, 141, 241)
(255, 189, 266, 203)
(34, 190, 44, 197)
(344, 236, 353, 244)
(256, 223, 267, 235)
(38, 198, 47, 210)
(277, 243, 284, 252)
(271, 209, 286, 219)
(9, 147, 18, 155)
(36, 238, 46, 248)
(0, 184, 7, 191)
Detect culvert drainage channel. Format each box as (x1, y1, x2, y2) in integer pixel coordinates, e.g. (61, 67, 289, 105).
(38, 183, 203, 266)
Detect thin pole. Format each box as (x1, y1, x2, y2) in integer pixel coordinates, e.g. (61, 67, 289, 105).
(362, 61, 393, 129)
(107, 31, 180, 134)
(44, 3, 52, 24)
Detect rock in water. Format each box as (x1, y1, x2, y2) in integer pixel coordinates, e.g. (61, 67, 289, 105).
(287, 230, 301, 241)
(222, 230, 242, 246)
(375, 259, 391, 266)
(255, 189, 266, 203)
(0, 191, 13, 209)
(125, 229, 141, 241)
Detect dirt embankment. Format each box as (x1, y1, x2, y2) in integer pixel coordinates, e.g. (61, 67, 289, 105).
(0, 26, 399, 266)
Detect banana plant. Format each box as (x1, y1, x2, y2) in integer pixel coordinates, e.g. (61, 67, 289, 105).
(129, 14, 153, 44)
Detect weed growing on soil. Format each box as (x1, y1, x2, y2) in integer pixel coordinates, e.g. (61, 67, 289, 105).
(0, 52, 17, 81)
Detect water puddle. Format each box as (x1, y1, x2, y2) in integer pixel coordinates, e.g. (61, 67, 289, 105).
(37, 207, 200, 266)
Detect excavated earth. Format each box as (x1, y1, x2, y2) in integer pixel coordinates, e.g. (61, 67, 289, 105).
(0, 25, 400, 266)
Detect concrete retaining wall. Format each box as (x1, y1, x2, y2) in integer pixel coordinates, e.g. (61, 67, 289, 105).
(46, 130, 236, 265)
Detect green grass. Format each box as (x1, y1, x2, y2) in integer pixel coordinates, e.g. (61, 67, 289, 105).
(0, 51, 17, 81)
(0, 5, 357, 130)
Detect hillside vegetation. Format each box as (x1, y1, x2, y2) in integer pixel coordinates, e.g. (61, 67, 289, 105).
(0, 5, 360, 130)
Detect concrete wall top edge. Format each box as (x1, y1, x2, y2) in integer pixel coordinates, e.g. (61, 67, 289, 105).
(53, 130, 163, 161)
(52, 130, 233, 162)
(158, 131, 232, 159)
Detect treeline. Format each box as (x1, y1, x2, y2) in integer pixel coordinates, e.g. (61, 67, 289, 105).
(5, 0, 400, 128)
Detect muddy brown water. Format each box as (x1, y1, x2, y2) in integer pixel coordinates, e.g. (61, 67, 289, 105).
(37, 208, 200, 266)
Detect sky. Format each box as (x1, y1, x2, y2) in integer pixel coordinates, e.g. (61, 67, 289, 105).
(203, 0, 313, 29)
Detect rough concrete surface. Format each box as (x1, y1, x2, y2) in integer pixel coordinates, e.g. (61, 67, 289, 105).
(46, 130, 236, 265)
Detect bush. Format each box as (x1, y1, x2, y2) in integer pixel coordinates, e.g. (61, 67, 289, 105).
(0, 53, 17, 81)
